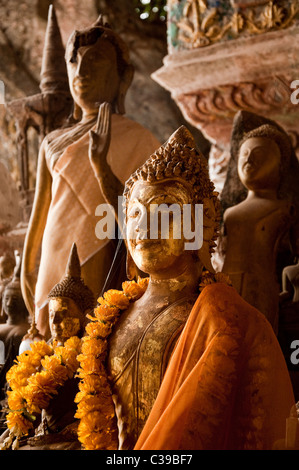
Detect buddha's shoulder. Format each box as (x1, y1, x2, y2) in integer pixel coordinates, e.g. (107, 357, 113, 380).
(198, 282, 275, 339)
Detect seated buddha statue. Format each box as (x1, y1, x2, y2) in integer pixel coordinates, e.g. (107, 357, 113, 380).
(0, 258, 30, 369)
(76, 104, 296, 450)
(0, 257, 30, 424)
(220, 111, 299, 334)
(0, 243, 95, 450)
(0, 251, 16, 323)
(21, 15, 160, 341)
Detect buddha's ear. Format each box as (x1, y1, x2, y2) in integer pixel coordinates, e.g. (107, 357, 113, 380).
(198, 241, 215, 274)
(126, 249, 139, 281)
(73, 101, 82, 121)
(116, 64, 134, 115)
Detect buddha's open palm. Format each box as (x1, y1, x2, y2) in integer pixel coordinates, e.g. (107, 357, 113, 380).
(89, 102, 112, 180)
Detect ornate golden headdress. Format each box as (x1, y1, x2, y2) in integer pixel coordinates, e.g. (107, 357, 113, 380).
(48, 243, 95, 313)
(123, 126, 221, 254)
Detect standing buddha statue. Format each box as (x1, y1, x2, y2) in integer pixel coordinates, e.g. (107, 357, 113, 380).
(21, 16, 160, 341)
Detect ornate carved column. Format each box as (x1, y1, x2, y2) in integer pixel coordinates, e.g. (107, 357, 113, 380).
(153, 0, 299, 190)
(6, 5, 73, 221)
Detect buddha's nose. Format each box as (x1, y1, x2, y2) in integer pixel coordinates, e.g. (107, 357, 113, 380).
(76, 57, 90, 79)
(52, 311, 63, 324)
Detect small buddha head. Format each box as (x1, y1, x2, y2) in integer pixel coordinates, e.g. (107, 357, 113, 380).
(2, 259, 28, 325)
(48, 244, 95, 344)
(238, 124, 292, 193)
(221, 110, 299, 214)
(0, 252, 15, 281)
(65, 15, 134, 118)
(123, 126, 221, 278)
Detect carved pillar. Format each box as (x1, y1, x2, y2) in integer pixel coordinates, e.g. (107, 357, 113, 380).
(152, 0, 299, 190)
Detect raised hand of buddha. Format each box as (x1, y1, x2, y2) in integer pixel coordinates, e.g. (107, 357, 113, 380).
(89, 102, 112, 181)
(88, 102, 124, 221)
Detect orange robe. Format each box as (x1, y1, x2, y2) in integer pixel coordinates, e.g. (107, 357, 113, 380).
(135, 282, 295, 450)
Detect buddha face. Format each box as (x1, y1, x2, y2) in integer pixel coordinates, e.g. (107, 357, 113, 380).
(0, 255, 15, 280)
(238, 137, 281, 191)
(126, 180, 195, 276)
(49, 297, 83, 343)
(66, 36, 121, 115)
(2, 286, 27, 324)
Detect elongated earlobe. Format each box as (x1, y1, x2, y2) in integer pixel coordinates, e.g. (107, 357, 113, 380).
(117, 65, 134, 115)
(73, 101, 82, 121)
(126, 249, 139, 280)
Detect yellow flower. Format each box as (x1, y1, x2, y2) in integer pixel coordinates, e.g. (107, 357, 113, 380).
(64, 336, 81, 352)
(54, 346, 79, 375)
(15, 351, 42, 369)
(81, 336, 107, 357)
(76, 355, 106, 377)
(6, 363, 36, 388)
(25, 371, 58, 412)
(77, 374, 109, 395)
(122, 280, 145, 300)
(30, 340, 53, 358)
(102, 289, 130, 310)
(6, 411, 33, 435)
(7, 390, 26, 412)
(78, 412, 118, 450)
(85, 321, 112, 339)
(41, 355, 69, 384)
(137, 276, 149, 290)
(75, 394, 115, 419)
(93, 304, 119, 323)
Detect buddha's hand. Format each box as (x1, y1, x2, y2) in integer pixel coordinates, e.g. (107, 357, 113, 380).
(88, 102, 112, 180)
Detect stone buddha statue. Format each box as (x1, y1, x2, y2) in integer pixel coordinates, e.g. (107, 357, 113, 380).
(0, 251, 16, 323)
(85, 104, 296, 450)
(21, 16, 160, 340)
(278, 258, 299, 382)
(220, 111, 299, 334)
(0, 258, 30, 427)
(0, 244, 95, 450)
(0, 258, 30, 365)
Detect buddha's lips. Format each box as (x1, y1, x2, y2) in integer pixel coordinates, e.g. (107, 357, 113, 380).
(242, 161, 256, 172)
(73, 79, 90, 90)
(131, 238, 160, 248)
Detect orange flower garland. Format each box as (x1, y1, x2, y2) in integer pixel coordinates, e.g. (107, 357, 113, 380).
(0, 336, 81, 450)
(75, 277, 149, 450)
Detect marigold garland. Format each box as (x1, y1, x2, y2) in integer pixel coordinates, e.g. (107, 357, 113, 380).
(0, 336, 81, 450)
(75, 276, 149, 450)
(0, 272, 229, 451)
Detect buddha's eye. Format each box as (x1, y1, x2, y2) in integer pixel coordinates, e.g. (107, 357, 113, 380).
(128, 207, 141, 219)
(240, 148, 250, 158)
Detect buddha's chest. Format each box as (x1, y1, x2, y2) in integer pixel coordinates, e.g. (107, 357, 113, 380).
(107, 296, 195, 449)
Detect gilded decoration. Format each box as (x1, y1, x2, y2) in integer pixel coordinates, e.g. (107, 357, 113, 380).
(177, 75, 295, 124)
(169, 0, 299, 50)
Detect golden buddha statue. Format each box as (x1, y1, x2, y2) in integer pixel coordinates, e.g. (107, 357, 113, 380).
(220, 111, 299, 334)
(21, 16, 160, 340)
(0, 244, 95, 450)
(77, 103, 296, 450)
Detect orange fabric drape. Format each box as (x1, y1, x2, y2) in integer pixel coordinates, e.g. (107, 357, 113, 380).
(135, 283, 295, 450)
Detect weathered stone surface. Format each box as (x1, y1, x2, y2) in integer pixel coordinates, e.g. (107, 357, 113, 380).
(153, 1, 299, 191)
